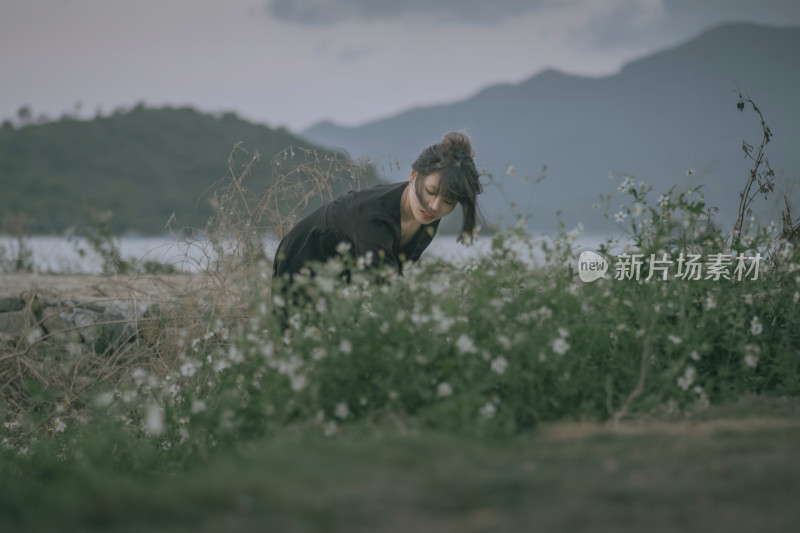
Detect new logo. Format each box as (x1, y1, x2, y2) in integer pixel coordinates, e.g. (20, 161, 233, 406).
(578, 250, 608, 282)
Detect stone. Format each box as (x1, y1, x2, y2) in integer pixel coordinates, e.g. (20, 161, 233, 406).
(0, 311, 27, 335)
(0, 296, 25, 313)
(102, 303, 140, 345)
(40, 306, 82, 343)
(70, 309, 101, 345)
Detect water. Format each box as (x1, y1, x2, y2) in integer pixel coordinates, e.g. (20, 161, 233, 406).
(0, 233, 621, 274)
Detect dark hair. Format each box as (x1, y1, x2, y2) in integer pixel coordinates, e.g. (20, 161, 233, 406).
(412, 131, 483, 243)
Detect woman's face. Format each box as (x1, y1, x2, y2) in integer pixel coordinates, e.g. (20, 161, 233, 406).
(410, 172, 457, 224)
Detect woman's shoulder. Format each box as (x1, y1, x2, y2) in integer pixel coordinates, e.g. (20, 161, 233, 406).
(344, 181, 407, 203)
(333, 182, 408, 234)
(332, 182, 406, 224)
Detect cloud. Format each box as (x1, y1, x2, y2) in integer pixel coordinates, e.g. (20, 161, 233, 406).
(266, 0, 557, 26)
(579, 0, 800, 50)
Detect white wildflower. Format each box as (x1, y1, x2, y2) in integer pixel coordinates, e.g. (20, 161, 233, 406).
(743, 293, 753, 305)
(180, 361, 198, 378)
(744, 344, 760, 355)
(631, 203, 644, 218)
(491, 356, 508, 375)
(705, 296, 716, 310)
(339, 339, 353, 354)
(272, 294, 285, 308)
(558, 327, 569, 338)
(334, 402, 350, 420)
(335, 241, 352, 254)
(316, 276, 334, 293)
(290, 374, 308, 392)
(750, 316, 763, 336)
(437, 382, 453, 398)
(435, 316, 455, 334)
(121, 389, 138, 403)
(677, 366, 696, 391)
(479, 401, 496, 419)
(26, 328, 43, 345)
(667, 334, 682, 345)
(614, 210, 627, 223)
(94, 392, 115, 407)
(323, 420, 338, 437)
(131, 367, 147, 384)
(552, 338, 570, 355)
(261, 341, 275, 359)
(144, 403, 164, 436)
(191, 399, 206, 414)
(456, 334, 477, 354)
(228, 345, 244, 364)
(52, 418, 67, 433)
(690, 350, 700, 361)
(657, 194, 669, 207)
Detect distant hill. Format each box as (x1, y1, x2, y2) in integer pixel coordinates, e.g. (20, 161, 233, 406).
(0, 105, 382, 234)
(303, 23, 800, 233)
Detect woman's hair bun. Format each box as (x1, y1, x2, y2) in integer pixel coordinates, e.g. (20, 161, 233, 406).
(440, 131, 474, 160)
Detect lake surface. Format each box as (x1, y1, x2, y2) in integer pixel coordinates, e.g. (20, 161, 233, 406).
(0, 233, 621, 274)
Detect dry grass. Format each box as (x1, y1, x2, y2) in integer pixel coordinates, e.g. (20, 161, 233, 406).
(0, 142, 373, 424)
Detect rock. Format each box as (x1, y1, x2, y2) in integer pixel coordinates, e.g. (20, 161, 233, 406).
(0, 311, 27, 336)
(1, 273, 200, 348)
(70, 308, 101, 345)
(101, 302, 141, 345)
(0, 297, 25, 313)
(40, 306, 82, 343)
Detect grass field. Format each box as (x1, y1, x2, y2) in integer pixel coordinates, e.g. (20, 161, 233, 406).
(2, 396, 798, 533)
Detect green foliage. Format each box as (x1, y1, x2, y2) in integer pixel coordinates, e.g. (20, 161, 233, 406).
(3, 181, 798, 477)
(70, 210, 130, 274)
(0, 105, 383, 234)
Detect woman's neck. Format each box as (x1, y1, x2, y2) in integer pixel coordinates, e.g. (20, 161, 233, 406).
(399, 184, 416, 225)
(399, 184, 422, 245)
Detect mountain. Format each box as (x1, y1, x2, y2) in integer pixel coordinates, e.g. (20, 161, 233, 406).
(0, 105, 382, 234)
(302, 23, 800, 233)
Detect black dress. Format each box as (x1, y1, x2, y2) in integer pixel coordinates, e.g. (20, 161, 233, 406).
(272, 181, 440, 281)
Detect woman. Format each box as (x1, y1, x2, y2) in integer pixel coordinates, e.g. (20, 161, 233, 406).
(272, 131, 482, 288)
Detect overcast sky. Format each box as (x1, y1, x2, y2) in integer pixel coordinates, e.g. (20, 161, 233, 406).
(2, 0, 799, 132)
